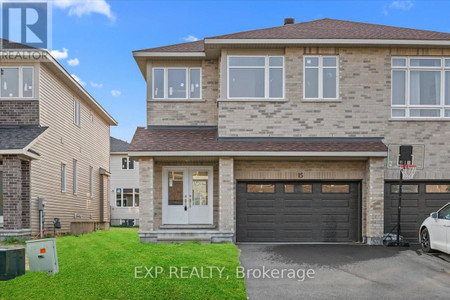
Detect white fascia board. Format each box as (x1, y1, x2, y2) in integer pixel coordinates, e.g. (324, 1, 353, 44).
(128, 151, 388, 158)
(0, 149, 39, 159)
(133, 52, 206, 57)
(204, 39, 450, 46)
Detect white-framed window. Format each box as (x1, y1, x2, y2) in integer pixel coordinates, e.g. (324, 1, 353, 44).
(61, 163, 66, 192)
(392, 57, 450, 119)
(152, 67, 201, 100)
(89, 166, 93, 198)
(0, 66, 34, 98)
(73, 159, 78, 195)
(121, 157, 135, 170)
(115, 188, 140, 207)
(74, 98, 81, 126)
(227, 56, 284, 99)
(303, 56, 339, 100)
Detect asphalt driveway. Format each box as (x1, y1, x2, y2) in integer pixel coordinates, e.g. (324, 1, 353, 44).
(238, 244, 450, 300)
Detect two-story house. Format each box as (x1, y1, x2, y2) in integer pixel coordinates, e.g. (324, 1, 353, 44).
(110, 137, 140, 226)
(129, 19, 450, 244)
(0, 40, 117, 239)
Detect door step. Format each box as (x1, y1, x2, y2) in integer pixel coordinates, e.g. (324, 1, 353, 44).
(159, 224, 217, 230)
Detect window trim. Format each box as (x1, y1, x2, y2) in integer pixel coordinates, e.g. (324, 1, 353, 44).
(73, 98, 81, 127)
(303, 55, 339, 100)
(121, 157, 135, 170)
(61, 163, 66, 193)
(152, 67, 202, 100)
(89, 166, 93, 198)
(73, 159, 78, 195)
(115, 187, 140, 208)
(0, 66, 34, 99)
(227, 55, 285, 100)
(391, 57, 450, 119)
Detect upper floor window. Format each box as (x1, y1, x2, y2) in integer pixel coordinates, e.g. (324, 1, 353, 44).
(152, 67, 201, 100)
(0, 66, 33, 98)
(74, 98, 81, 126)
(392, 57, 450, 119)
(303, 56, 339, 100)
(228, 56, 284, 99)
(122, 157, 135, 170)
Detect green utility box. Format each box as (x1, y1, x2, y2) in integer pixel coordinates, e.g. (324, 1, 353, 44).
(26, 238, 59, 275)
(0, 247, 25, 281)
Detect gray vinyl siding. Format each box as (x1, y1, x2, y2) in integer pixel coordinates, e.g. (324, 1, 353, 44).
(29, 65, 110, 234)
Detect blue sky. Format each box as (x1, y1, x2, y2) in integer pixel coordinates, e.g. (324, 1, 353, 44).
(46, 0, 450, 142)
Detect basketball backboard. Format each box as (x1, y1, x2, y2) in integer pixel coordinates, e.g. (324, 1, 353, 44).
(387, 144, 425, 169)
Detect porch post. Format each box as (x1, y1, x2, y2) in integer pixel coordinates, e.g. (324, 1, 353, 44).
(364, 157, 385, 245)
(138, 157, 157, 243)
(218, 157, 235, 240)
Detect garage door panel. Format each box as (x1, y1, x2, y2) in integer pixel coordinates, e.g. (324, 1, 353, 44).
(237, 181, 360, 242)
(384, 181, 450, 242)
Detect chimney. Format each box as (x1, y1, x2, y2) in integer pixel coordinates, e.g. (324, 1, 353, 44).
(284, 18, 295, 25)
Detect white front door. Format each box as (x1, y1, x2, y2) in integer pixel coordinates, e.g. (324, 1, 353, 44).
(163, 167, 213, 225)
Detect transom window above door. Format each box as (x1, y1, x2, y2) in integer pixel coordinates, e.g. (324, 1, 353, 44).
(152, 67, 201, 100)
(303, 56, 339, 100)
(391, 57, 450, 119)
(227, 56, 284, 99)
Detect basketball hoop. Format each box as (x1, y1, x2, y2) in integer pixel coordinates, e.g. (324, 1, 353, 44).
(400, 164, 417, 180)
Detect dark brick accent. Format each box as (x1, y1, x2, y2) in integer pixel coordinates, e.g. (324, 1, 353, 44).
(21, 160, 31, 229)
(0, 100, 39, 125)
(2, 155, 22, 230)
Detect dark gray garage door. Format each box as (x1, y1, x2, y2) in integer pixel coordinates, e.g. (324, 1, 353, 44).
(384, 182, 450, 242)
(236, 181, 361, 242)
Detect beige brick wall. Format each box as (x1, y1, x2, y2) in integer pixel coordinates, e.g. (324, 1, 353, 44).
(146, 59, 218, 126)
(219, 157, 234, 232)
(364, 158, 385, 244)
(138, 158, 154, 231)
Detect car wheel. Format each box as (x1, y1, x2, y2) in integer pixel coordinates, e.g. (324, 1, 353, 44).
(421, 228, 433, 253)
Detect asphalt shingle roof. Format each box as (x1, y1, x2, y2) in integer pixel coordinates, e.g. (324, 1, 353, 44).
(129, 127, 387, 153)
(134, 18, 450, 53)
(110, 136, 130, 153)
(0, 126, 47, 150)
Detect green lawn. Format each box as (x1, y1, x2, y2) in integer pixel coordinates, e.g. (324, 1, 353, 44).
(0, 228, 247, 300)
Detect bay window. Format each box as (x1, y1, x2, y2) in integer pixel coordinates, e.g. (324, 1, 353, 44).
(392, 57, 450, 118)
(227, 56, 284, 99)
(0, 66, 34, 98)
(303, 56, 338, 100)
(152, 67, 201, 100)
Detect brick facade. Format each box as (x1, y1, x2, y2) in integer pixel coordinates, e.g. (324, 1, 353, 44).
(0, 100, 39, 125)
(219, 157, 234, 233)
(2, 156, 26, 230)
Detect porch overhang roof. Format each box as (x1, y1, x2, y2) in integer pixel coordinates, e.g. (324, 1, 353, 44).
(0, 126, 48, 159)
(128, 126, 387, 158)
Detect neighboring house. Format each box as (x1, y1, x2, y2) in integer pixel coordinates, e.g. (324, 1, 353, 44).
(110, 137, 140, 226)
(129, 18, 450, 244)
(0, 40, 117, 239)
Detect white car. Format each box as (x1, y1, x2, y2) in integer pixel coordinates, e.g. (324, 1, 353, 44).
(419, 202, 450, 254)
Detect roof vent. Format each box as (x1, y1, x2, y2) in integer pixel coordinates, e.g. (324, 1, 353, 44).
(284, 18, 295, 25)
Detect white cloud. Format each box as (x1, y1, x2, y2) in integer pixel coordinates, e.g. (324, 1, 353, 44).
(67, 58, 80, 66)
(383, 0, 414, 15)
(389, 0, 414, 10)
(182, 35, 199, 42)
(90, 82, 103, 88)
(71, 74, 86, 86)
(50, 48, 69, 59)
(54, 0, 115, 21)
(111, 90, 121, 97)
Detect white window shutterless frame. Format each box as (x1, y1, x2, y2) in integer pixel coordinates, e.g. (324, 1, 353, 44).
(0, 66, 34, 98)
(303, 56, 339, 100)
(391, 57, 450, 119)
(152, 67, 202, 100)
(227, 55, 285, 100)
(162, 166, 213, 225)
